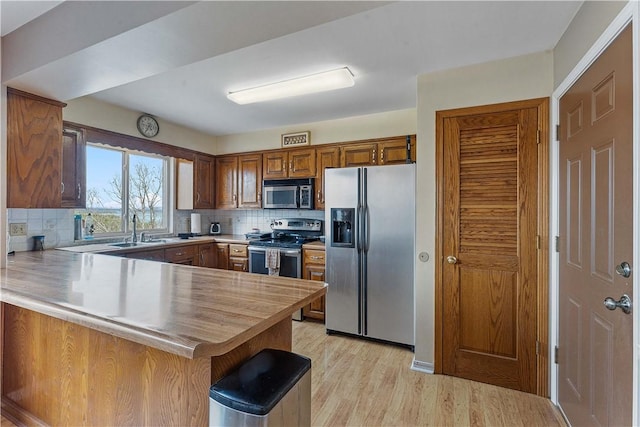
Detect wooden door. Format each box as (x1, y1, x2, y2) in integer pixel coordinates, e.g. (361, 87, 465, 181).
(315, 146, 340, 209)
(288, 148, 316, 177)
(437, 98, 548, 394)
(238, 153, 262, 208)
(263, 151, 288, 179)
(215, 243, 229, 270)
(558, 25, 633, 426)
(198, 243, 216, 268)
(61, 125, 86, 208)
(215, 156, 238, 209)
(194, 155, 215, 209)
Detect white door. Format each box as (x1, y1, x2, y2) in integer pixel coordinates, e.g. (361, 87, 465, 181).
(558, 24, 633, 426)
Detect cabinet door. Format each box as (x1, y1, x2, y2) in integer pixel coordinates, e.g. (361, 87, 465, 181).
(176, 158, 194, 210)
(165, 245, 196, 265)
(216, 243, 229, 270)
(288, 148, 316, 178)
(198, 243, 216, 268)
(303, 264, 326, 321)
(314, 146, 339, 210)
(229, 257, 248, 272)
(340, 143, 376, 167)
(378, 136, 415, 165)
(61, 125, 86, 208)
(7, 89, 65, 208)
(126, 249, 165, 261)
(215, 156, 238, 209)
(194, 155, 215, 209)
(262, 151, 288, 179)
(238, 153, 262, 208)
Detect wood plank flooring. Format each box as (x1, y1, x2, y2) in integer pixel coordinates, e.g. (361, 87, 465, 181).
(292, 321, 566, 427)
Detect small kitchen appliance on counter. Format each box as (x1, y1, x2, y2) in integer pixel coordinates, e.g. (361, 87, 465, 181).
(210, 222, 221, 235)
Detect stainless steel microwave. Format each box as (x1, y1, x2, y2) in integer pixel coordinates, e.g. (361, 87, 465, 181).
(263, 178, 314, 209)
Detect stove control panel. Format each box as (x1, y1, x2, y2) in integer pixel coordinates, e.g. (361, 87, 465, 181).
(270, 218, 322, 232)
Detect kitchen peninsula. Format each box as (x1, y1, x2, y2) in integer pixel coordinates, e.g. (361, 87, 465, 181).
(0, 250, 326, 426)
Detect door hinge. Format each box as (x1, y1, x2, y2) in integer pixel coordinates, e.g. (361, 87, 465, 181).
(554, 345, 559, 364)
(555, 236, 560, 253)
(536, 129, 541, 145)
(536, 341, 541, 355)
(536, 235, 541, 250)
(555, 124, 560, 141)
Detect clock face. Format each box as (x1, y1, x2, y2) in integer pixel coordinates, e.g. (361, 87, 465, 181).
(137, 115, 159, 138)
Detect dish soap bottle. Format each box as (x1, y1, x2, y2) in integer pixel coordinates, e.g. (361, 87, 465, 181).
(84, 213, 95, 239)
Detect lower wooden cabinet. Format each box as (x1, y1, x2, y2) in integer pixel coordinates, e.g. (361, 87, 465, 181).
(197, 243, 216, 268)
(228, 244, 248, 272)
(125, 248, 165, 261)
(215, 243, 230, 270)
(302, 247, 326, 321)
(165, 245, 197, 265)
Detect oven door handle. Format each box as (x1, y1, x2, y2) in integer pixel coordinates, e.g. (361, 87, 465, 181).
(248, 247, 301, 255)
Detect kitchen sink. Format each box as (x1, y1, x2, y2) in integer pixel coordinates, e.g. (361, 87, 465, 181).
(109, 242, 143, 248)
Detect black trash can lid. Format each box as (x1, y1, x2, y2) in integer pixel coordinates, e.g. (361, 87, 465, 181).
(209, 348, 311, 416)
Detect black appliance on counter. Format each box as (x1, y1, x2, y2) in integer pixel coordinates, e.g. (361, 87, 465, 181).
(248, 218, 323, 320)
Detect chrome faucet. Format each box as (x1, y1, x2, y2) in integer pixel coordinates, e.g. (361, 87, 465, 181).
(132, 214, 138, 243)
(140, 232, 147, 243)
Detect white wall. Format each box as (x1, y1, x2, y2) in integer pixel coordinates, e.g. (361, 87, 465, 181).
(216, 109, 416, 154)
(553, 1, 627, 89)
(64, 96, 217, 155)
(413, 51, 554, 368)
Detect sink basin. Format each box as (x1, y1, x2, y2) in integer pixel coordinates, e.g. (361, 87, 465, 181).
(145, 239, 167, 244)
(109, 242, 142, 248)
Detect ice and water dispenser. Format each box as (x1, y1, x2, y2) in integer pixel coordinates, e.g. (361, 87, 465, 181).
(330, 208, 355, 248)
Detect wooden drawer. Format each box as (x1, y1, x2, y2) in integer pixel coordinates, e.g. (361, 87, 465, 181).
(229, 244, 248, 258)
(304, 249, 326, 265)
(126, 248, 165, 262)
(165, 245, 196, 263)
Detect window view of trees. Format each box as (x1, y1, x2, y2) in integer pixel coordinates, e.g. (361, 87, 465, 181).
(77, 144, 168, 235)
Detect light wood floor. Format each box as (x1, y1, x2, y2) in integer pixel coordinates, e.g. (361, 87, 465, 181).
(292, 320, 566, 427)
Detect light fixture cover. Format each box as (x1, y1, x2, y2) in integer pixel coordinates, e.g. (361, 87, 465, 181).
(227, 67, 354, 105)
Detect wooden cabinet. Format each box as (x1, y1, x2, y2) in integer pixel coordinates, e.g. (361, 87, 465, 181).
(228, 244, 248, 272)
(61, 124, 86, 208)
(302, 247, 326, 321)
(216, 154, 262, 209)
(314, 146, 340, 210)
(197, 243, 216, 268)
(125, 248, 165, 262)
(215, 243, 230, 270)
(194, 154, 215, 209)
(263, 148, 315, 179)
(7, 88, 66, 208)
(165, 245, 197, 265)
(340, 136, 416, 167)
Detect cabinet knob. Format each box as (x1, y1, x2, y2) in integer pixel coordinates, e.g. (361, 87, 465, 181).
(77, 184, 82, 200)
(380, 148, 385, 163)
(372, 149, 376, 163)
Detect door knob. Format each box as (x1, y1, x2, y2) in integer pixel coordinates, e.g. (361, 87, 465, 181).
(615, 261, 632, 278)
(604, 294, 632, 314)
(446, 256, 458, 265)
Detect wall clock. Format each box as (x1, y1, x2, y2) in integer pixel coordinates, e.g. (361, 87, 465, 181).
(136, 114, 159, 138)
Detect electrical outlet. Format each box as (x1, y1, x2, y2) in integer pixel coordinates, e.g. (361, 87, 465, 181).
(9, 223, 27, 236)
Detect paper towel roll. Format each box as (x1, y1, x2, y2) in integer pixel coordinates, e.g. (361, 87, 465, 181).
(190, 213, 202, 234)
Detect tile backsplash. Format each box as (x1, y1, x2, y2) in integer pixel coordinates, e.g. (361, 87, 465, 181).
(7, 208, 325, 252)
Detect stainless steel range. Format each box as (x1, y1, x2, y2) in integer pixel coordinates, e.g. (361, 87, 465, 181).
(248, 218, 323, 320)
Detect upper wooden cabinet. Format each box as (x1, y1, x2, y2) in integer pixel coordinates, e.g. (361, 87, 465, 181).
(340, 135, 416, 167)
(61, 124, 86, 208)
(263, 147, 315, 179)
(7, 88, 66, 208)
(314, 146, 340, 210)
(194, 154, 215, 209)
(175, 158, 194, 210)
(216, 153, 262, 209)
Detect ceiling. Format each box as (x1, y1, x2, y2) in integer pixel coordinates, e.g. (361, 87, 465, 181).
(1, 1, 582, 137)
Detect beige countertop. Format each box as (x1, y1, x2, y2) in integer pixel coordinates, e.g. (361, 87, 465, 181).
(0, 250, 326, 359)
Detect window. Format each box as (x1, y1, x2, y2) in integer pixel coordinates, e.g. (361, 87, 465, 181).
(77, 143, 170, 236)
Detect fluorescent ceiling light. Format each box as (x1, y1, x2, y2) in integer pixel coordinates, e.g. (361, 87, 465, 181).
(227, 67, 354, 105)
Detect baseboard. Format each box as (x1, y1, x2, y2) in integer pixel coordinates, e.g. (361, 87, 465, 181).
(1, 396, 47, 427)
(411, 358, 434, 374)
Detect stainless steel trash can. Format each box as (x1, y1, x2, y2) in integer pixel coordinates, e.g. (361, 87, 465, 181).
(209, 349, 311, 427)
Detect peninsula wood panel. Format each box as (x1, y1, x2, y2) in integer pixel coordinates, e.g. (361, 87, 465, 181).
(7, 88, 65, 208)
(2, 304, 211, 426)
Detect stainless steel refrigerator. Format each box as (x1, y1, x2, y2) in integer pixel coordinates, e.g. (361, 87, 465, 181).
(324, 163, 415, 347)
